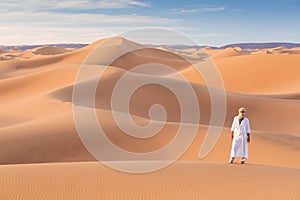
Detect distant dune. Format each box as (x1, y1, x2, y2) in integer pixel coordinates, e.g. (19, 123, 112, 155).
(30, 46, 70, 55)
(220, 42, 300, 49)
(0, 43, 88, 51)
(1, 42, 300, 51)
(0, 37, 299, 199)
(149, 42, 300, 50)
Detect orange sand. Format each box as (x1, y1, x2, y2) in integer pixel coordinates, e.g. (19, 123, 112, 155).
(0, 37, 299, 199)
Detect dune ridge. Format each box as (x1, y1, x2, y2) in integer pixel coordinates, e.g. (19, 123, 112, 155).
(0, 37, 299, 199)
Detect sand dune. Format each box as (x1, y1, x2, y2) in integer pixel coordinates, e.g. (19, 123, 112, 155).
(30, 46, 71, 55)
(204, 50, 300, 94)
(0, 48, 7, 55)
(0, 37, 299, 199)
(0, 47, 39, 61)
(0, 162, 299, 200)
(1, 108, 299, 169)
(211, 47, 250, 58)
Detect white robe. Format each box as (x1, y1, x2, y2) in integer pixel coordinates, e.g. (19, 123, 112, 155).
(230, 116, 250, 158)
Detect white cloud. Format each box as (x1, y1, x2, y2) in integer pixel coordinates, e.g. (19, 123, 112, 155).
(0, 11, 176, 25)
(0, 10, 180, 45)
(0, 25, 200, 45)
(0, 26, 123, 45)
(0, 0, 151, 12)
(172, 6, 226, 14)
(0, 1, 227, 45)
(127, 1, 151, 7)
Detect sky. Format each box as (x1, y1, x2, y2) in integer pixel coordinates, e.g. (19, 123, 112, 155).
(0, 0, 299, 46)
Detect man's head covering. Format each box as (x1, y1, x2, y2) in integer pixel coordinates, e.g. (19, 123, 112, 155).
(238, 107, 246, 119)
(238, 107, 246, 113)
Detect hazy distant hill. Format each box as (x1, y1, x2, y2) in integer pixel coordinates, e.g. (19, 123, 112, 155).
(153, 42, 300, 50)
(0, 44, 88, 51)
(219, 42, 300, 49)
(1, 42, 300, 51)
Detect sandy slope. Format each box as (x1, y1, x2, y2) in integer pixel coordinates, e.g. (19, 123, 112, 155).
(0, 162, 299, 200)
(1, 107, 300, 169)
(0, 37, 299, 199)
(205, 48, 300, 94)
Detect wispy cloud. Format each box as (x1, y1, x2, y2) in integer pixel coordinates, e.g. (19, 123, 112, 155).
(0, 0, 151, 12)
(0, 11, 176, 25)
(0, 1, 229, 46)
(127, 1, 151, 7)
(172, 6, 226, 14)
(0, 5, 179, 45)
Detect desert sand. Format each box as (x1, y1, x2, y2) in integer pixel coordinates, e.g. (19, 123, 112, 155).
(0, 162, 299, 199)
(0, 37, 299, 199)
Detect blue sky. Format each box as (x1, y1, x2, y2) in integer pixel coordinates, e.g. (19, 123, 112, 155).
(0, 0, 299, 46)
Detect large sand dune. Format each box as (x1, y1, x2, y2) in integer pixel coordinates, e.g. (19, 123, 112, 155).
(0, 162, 299, 200)
(0, 37, 299, 199)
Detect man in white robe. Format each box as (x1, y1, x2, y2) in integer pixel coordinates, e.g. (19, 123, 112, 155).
(229, 107, 251, 164)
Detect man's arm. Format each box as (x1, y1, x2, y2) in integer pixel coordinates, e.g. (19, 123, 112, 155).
(247, 119, 251, 143)
(230, 118, 235, 140)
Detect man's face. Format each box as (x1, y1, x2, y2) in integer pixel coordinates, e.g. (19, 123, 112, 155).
(238, 108, 246, 119)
